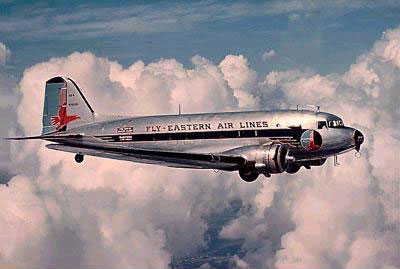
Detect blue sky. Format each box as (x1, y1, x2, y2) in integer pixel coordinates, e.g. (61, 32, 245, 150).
(1, 0, 400, 79)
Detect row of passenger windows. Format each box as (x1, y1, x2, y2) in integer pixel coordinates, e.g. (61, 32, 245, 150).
(99, 129, 297, 142)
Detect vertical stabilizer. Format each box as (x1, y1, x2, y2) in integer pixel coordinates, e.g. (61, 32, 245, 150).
(42, 77, 94, 134)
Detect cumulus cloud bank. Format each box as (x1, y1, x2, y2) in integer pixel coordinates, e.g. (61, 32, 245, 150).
(1, 27, 400, 268)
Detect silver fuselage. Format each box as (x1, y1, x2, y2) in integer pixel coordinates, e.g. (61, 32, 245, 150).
(63, 109, 358, 162)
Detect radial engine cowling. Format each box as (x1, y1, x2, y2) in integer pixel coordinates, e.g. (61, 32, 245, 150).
(245, 144, 288, 174)
(264, 144, 289, 173)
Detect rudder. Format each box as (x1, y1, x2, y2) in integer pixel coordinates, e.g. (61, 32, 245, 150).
(42, 77, 94, 134)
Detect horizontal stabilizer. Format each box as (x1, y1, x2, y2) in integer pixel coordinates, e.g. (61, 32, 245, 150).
(4, 133, 84, 140)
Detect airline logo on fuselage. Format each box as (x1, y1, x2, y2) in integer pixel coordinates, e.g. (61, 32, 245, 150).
(300, 130, 322, 151)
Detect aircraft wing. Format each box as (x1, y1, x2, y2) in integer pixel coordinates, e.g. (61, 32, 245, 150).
(6, 133, 246, 170)
(45, 143, 247, 171)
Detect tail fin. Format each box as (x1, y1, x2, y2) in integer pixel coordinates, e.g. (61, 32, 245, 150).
(42, 77, 94, 134)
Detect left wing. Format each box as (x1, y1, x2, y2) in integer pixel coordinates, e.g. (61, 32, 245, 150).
(6, 133, 246, 170)
(46, 143, 247, 171)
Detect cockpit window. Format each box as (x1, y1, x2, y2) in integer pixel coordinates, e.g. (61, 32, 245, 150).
(318, 121, 327, 129)
(327, 120, 344, 128)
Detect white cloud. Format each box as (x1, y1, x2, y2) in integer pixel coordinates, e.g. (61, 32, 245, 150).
(374, 28, 400, 67)
(262, 49, 276, 61)
(219, 55, 259, 108)
(288, 13, 301, 22)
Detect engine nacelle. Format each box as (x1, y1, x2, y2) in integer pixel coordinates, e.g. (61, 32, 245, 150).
(262, 144, 289, 174)
(236, 144, 289, 182)
(242, 144, 288, 174)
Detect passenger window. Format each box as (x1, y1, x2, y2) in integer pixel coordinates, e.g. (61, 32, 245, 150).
(318, 121, 327, 129)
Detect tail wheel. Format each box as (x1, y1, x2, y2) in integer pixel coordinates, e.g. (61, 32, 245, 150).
(239, 169, 259, 182)
(75, 154, 84, 163)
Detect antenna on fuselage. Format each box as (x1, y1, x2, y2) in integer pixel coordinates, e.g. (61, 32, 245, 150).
(296, 104, 320, 112)
(178, 104, 181, 115)
(305, 104, 320, 113)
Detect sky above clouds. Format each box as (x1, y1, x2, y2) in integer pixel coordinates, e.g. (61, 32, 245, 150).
(1, 0, 400, 78)
(0, 1, 399, 268)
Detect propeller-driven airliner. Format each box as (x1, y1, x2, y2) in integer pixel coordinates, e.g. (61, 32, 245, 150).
(7, 77, 364, 182)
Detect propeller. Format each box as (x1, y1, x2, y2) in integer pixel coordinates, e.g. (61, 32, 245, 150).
(353, 129, 364, 152)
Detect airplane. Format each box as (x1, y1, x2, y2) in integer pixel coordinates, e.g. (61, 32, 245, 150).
(6, 76, 364, 182)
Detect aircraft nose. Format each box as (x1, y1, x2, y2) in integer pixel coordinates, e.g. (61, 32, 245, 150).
(353, 129, 364, 151)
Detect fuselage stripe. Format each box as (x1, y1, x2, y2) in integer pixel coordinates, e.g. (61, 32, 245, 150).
(94, 128, 303, 144)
